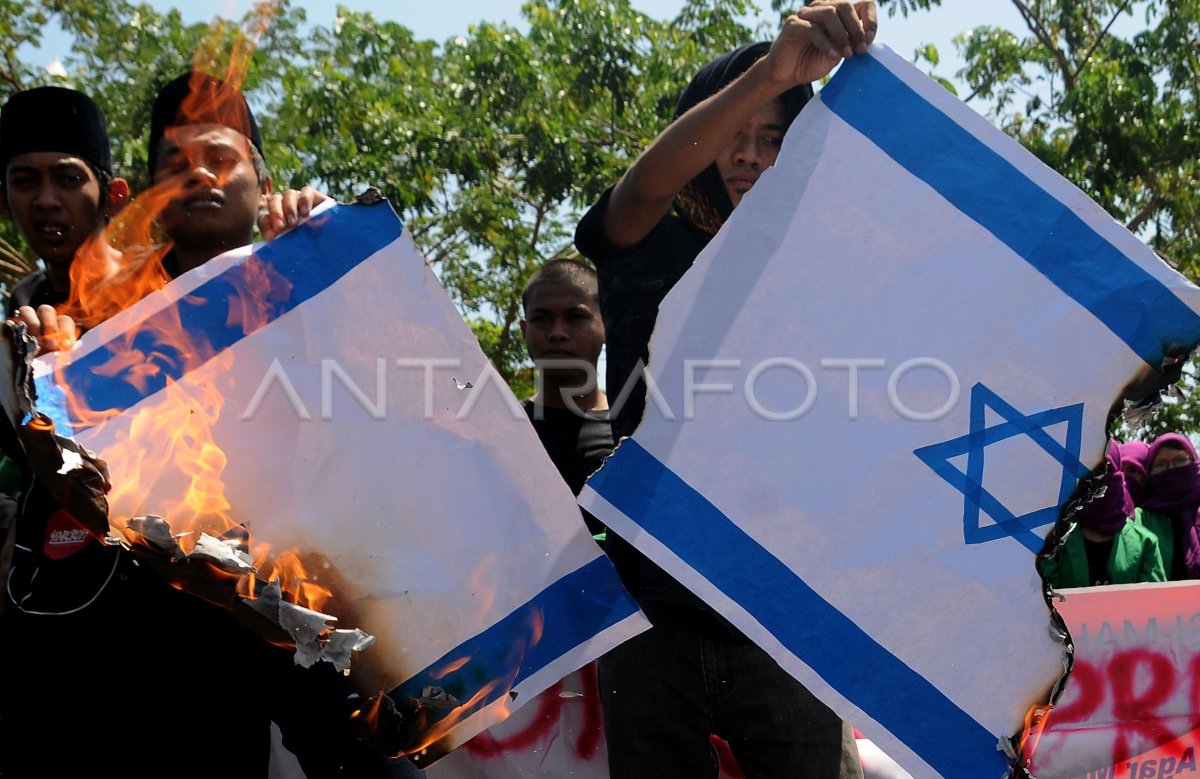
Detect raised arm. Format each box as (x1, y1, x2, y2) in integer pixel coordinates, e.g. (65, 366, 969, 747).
(603, 0, 877, 250)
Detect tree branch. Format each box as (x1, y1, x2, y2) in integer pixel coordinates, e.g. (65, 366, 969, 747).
(965, 70, 1003, 104)
(1, 53, 26, 92)
(529, 203, 545, 252)
(493, 297, 523, 381)
(418, 232, 470, 266)
(1071, 0, 1135, 83)
(1126, 196, 1160, 234)
(1124, 166, 1161, 235)
(490, 174, 540, 209)
(1010, 0, 1075, 90)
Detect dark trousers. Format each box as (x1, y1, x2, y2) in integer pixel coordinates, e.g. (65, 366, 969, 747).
(598, 616, 863, 779)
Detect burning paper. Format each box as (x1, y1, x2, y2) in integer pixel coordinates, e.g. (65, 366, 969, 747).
(0, 323, 110, 535)
(579, 44, 1200, 776)
(20, 200, 645, 760)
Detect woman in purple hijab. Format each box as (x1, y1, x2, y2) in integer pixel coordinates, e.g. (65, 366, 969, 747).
(1041, 441, 1165, 588)
(1117, 440, 1150, 507)
(1139, 433, 1200, 579)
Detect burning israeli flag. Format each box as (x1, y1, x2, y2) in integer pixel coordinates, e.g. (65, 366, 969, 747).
(27, 199, 646, 761)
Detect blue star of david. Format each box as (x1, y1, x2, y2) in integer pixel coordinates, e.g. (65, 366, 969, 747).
(913, 383, 1092, 553)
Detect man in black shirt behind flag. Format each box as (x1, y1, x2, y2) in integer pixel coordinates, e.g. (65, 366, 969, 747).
(520, 258, 612, 537)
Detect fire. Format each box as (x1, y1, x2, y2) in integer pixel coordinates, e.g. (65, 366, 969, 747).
(21, 3, 548, 760)
(357, 605, 549, 760)
(41, 5, 335, 641)
(414, 679, 511, 754)
(50, 7, 270, 504)
(264, 549, 335, 614)
(430, 655, 473, 680)
(61, 3, 274, 331)
(104, 355, 229, 546)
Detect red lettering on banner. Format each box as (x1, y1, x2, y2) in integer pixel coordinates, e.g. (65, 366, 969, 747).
(1053, 660, 1105, 724)
(1110, 650, 1177, 764)
(1111, 650, 1175, 722)
(1033, 654, 1193, 772)
(1027, 585, 1200, 778)
(462, 663, 604, 760)
(1127, 748, 1199, 779)
(1189, 655, 1200, 715)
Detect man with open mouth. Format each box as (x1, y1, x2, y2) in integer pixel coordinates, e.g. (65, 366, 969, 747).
(0, 86, 130, 320)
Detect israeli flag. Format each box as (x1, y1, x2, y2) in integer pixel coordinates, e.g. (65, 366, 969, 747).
(580, 45, 1200, 777)
(33, 201, 646, 758)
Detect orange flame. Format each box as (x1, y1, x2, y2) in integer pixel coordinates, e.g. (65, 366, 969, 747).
(61, 3, 275, 331)
(356, 606, 548, 760)
(31, 4, 547, 755)
(265, 550, 335, 614)
(415, 679, 510, 753)
(46, 7, 330, 624)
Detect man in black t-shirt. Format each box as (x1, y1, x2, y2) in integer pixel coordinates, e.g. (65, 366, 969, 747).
(573, 3, 877, 777)
(520, 259, 613, 536)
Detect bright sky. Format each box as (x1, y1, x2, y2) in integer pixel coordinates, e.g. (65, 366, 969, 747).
(26, 1, 1029, 99)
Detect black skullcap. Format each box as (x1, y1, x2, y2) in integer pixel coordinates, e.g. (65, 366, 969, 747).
(673, 43, 813, 235)
(0, 86, 113, 179)
(148, 72, 263, 179)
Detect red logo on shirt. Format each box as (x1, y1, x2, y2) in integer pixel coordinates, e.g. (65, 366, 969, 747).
(43, 509, 94, 560)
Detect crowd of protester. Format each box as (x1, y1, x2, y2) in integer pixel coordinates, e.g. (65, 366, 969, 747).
(1040, 432, 1200, 590)
(3, 0, 1189, 776)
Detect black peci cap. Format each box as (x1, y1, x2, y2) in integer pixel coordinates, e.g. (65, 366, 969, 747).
(0, 86, 113, 179)
(147, 71, 263, 179)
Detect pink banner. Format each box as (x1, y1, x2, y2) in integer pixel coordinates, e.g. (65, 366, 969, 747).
(1028, 581, 1200, 779)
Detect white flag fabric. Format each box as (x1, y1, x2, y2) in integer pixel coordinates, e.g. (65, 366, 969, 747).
(33, 201, 646, 758)
(579, 45, 1200, 776)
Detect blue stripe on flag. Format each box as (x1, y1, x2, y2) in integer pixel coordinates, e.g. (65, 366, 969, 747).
(390, 555, 639, 721)
(820, 53, 1200, 368)
(40, 203, 404, 434)
(588, 439, 1008, 776)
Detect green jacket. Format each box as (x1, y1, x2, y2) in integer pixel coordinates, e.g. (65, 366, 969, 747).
(1041, 519, 1166, 589)
(1135, 507, 1181, 578)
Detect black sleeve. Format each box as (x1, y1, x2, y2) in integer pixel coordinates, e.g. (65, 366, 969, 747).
(574, 186, 690, 274)
(574, 186, 622, 264)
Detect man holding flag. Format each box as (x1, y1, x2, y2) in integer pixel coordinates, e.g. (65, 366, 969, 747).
(575, 3, 877, 776)
(0, 73, 420, 778)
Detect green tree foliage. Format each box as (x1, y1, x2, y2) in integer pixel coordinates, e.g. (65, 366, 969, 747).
(0, 0, 306, 280)
(272, 0, 758, 384)
(951, 0, 1197, 274)
(1, 0, 755, 386)
(937, 0, 1199, 434)
(0, 0, 50, 277)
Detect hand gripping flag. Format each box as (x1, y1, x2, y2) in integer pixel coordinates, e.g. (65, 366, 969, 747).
(28, 200, 646, 761)
(579, 45, 1200, 777)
